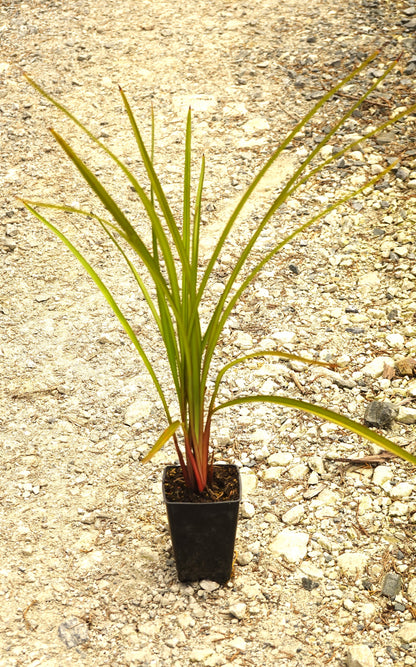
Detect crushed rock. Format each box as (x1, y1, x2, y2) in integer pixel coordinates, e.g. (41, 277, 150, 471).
(1, 0, 416, 666)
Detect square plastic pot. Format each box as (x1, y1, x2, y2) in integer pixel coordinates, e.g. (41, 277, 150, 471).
(163, 464, 241, 584)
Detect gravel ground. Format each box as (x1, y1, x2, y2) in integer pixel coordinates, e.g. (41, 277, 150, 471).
(1, 0, 416, 665)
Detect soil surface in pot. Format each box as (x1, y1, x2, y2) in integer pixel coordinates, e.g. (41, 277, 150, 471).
(164, 464, 240, 503)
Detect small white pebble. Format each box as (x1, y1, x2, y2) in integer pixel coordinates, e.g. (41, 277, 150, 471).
(199, 580, 220, 593)
(389, 482, 414, 499)
(229, 637, 246, 651)
(229, 602, 247, 620)
(240, 500, 255, 518)
(237, 552, 253, 566)
(343, 598, 354, 611)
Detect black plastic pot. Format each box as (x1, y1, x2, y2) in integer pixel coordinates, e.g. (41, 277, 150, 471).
(163, 464, 241, 584)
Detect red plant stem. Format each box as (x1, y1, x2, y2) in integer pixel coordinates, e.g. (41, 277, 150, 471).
(183, 431, 205, 492)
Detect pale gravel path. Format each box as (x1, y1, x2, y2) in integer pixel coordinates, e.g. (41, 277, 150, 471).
(1, 1, 416, 666)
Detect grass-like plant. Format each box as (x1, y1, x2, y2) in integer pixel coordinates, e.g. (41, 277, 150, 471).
(22, 52, 416, 493)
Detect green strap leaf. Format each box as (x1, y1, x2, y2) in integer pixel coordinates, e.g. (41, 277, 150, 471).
(22, 200, 172, 423)
(192, 154, 205, 289)
(183, 107, 192, 258)
(21, 200, 163, 330)
(209, 350, 335, 413)
(49, 129, 182, 311)
(213, 395, 416, 466)
(118, 86, 192, 288)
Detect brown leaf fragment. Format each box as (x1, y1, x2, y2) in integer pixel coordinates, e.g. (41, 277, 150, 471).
(395, 357, 416, 377)
(289, 371, 305, 394)
(326, 451, 396, 466)
(22, 600, 38, 631)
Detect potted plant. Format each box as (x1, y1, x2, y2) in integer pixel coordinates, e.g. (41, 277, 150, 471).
(22, 53, 416, 583)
